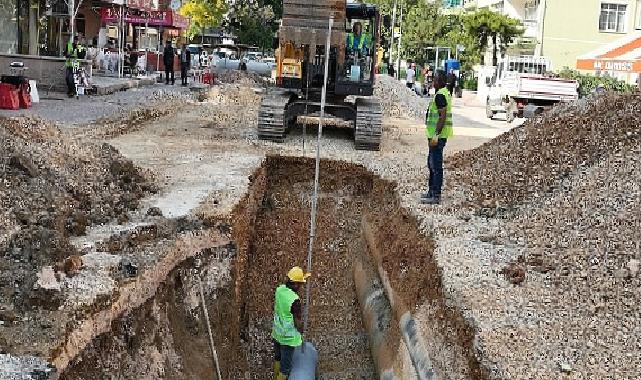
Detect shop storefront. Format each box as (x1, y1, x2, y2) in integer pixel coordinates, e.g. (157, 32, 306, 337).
(99, 7, 187, 72)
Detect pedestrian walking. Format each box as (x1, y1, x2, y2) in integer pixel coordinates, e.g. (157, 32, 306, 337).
(163, 40, 175, 85)
(180, 44, 191, 86)
(422, 70, 453, 205)
(406, 62, 416, 90)
(272, 266, 310, 380)
(446, 69, 456, 95)
(422, 65, 433, 96)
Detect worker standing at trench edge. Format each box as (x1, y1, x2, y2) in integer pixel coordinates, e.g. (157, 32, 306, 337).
(422, 70, 453, 205)
(272, 266, 310, 379)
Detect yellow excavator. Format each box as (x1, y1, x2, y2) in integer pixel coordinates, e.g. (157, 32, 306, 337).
(258, 0, 383, 150)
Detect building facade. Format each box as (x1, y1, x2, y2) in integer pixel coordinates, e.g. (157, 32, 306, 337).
(540, 0, 641, 72)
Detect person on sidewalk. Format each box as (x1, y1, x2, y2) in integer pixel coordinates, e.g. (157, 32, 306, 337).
(163, 40, 175, 85)
(406, 62, 416, 90)
(422, 70, 453, 205)
(64, 37, 79, 97)
(180, 44, 191, 86)
(272, 266, 310, 380)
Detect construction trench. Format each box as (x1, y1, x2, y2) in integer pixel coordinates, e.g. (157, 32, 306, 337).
(54, 156, 483, 380)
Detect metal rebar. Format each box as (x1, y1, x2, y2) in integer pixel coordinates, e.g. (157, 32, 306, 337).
(302, 17, 333, 353)
(197, 272, 223, 380)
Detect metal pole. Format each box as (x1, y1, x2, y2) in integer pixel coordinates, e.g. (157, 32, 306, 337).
(389, 0, 397, 70)
(302, 16, 333, 353)
(197, 272, 223, 380)
(396, 3, 403, 78)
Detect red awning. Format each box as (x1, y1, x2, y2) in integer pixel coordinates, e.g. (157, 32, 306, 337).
(101, 8, 189, 29)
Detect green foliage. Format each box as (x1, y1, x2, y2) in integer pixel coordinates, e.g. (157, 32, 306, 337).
(462, 7, 523, 66)
(179, 0, 227, 38)
(225, 0, 277, 50)
(557, 68, 635, 98)
(402, 1, 448, 65)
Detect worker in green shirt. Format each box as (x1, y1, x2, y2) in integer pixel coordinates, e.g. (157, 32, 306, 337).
(272, 266, 310, 380)
(65, 37, 79, 97)
(346, 22, 371, 55)
(422, 70, 453, 205)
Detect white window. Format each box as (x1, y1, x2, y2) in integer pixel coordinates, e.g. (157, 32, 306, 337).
(636, 0, 641, 29)
(600, 3, 628, 32)
(524, 0, 540, 22)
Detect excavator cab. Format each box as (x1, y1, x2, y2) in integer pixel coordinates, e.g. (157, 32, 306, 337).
(336, 4, 380, 96)
(258, 1, 383, 150)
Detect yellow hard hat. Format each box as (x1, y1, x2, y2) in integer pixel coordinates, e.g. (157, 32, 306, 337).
(287, 266, 311, 283)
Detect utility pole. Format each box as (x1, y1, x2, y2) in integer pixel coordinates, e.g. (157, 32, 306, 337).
(395, 3, 403, 78)
(389, 0, 397, 73)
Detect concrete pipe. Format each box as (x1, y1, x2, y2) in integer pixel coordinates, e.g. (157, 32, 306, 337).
(354, 258, 400, 380)
(362, 218, 437, 380)
(289, 342, 318, 380)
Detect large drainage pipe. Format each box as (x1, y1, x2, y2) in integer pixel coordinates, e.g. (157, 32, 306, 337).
(362, 218, 437, 380)
(354, 257, 400, 380)
(289, 342, 318, 380)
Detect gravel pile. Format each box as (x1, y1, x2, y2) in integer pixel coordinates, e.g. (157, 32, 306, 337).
(200, 84, 262, 137)
(216, 70, 264, 86)
(0, 116, 152, 315)
(449, 92, 641, 214)
(438, 92, 641, 379)
(374, 74, 427, 121)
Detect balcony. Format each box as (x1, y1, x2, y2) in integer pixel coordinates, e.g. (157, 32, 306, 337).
(523, 19, 539, 38)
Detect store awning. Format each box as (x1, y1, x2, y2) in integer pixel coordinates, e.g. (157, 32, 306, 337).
(576, 31, 641, 73)
(101, 8, 189, 29)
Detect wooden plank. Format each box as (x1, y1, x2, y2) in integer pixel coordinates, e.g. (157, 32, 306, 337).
(283, 7, 342, 18)
(282, 18, 346, 29)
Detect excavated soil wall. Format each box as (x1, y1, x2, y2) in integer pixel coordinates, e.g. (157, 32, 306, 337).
(57, 156, 486, 380)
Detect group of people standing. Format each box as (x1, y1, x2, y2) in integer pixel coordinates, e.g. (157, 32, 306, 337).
(405, 62, 458, 96)
(162, 40, 192, 86)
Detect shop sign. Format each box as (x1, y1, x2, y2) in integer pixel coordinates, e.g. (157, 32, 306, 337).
(101, 8, 188, 28)
(593, 60, 634, 72)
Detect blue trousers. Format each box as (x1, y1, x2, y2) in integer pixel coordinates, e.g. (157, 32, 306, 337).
(273, 339, 295, 375)
(428, 138, 447, 198)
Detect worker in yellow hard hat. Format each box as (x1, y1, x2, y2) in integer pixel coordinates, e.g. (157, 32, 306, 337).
(272, 266, 310, 379)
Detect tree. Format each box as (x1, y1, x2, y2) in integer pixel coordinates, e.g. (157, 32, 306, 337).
(65, 0, 84, 42)
(462, 8, 523, 66)
(224, 0, 278, 51)
(402, 1, 449, 65)
(179, 0, 227, 38)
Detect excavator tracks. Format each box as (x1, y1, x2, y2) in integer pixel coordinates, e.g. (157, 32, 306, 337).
(257, 90, 294, 142)
(354, 97, 383, 151)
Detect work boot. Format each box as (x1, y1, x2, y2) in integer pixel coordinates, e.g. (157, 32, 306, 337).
(273, 361, 280, 380)
(421, 196, 440, 205)
(420, 192, 432, 199)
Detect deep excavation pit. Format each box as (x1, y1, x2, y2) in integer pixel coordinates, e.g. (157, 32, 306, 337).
(58, 156, 486, 380)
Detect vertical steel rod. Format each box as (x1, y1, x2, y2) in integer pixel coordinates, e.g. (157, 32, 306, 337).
(302, 17, 333, 353)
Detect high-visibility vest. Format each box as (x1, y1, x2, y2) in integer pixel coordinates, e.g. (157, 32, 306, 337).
(347, 33, 370, 51)
(426, 87, 453, 139)
(271, 284, 303, 347)
(65, 42, 78, 68)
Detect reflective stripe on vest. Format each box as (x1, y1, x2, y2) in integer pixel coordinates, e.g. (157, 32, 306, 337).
(426, 87, 453, 139)
(348, 33, 369, 50)
(271, 284, 302, 346)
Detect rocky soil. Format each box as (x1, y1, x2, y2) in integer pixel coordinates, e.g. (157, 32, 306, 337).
(0, 116, 152, 360)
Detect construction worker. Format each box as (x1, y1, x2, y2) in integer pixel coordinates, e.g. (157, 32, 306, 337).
(347, 22, 370, 55)
(422, 70, 453, 205)
(65, 37, 79, 97)
(272, 266, 310, 379)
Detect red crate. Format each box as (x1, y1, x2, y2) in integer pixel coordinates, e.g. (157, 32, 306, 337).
(0, 83, 20, 110)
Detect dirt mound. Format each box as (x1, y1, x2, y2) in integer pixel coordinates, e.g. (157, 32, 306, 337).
(0, 116, 153, 313)
(449, 92, 641, 214)
(374, 74, 428, 121)
(202, 84, 262, 133)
